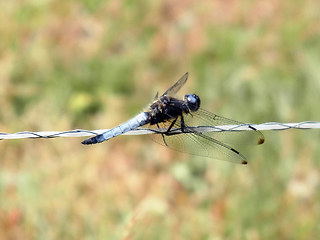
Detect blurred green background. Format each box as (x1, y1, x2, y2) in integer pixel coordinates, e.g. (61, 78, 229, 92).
(1, 0, 320, 239)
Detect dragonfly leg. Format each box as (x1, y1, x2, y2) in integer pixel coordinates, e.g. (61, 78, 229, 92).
(157, 123, 168, 146)
(180, 114, 187, 133)
(155, 117, 180, 146)
(163, 115, 190, 136)
(165, 117, 178, 134)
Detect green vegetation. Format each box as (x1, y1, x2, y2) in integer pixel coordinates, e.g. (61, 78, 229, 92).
(0, 0, 319, 239)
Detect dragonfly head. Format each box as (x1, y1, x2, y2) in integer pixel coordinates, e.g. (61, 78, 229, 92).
(184, 94, 200, 112)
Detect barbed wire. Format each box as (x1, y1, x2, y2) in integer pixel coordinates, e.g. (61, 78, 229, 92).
(0, 121, 319, 140)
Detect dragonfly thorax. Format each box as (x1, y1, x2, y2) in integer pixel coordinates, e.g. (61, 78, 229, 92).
(184, 94, 200, 112)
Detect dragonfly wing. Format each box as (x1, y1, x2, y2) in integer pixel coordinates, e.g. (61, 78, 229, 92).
(183, 108, 265, 146)
(140, 117, 248, 164)
(161, 72, 189, 97)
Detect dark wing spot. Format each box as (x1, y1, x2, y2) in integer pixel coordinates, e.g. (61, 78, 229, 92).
(230, 147, 240, 154)
(249, 125, 257, 130)
(258, 138, 265, 145)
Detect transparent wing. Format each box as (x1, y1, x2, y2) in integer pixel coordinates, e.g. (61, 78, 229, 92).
(183, 108, 265, 146)
(138, 107, 264, 164)
(161, 72, 189, 97)
(139, 119, 248, 164)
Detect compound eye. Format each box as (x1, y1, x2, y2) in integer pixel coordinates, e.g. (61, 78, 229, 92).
(187, 95, 196, 103)
(185, 94, 200, 111)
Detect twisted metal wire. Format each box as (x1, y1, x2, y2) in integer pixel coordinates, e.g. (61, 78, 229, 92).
(0, 121, 319, 140)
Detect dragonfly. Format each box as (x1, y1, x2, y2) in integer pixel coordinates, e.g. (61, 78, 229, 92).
(82, 73, 264, 164)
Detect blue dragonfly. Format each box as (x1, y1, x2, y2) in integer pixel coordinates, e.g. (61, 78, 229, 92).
(82, 73, 264, 164)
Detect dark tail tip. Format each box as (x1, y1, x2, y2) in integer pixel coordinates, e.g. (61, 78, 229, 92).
(82, 137, 99, 145)
(242, 160, 248, 165)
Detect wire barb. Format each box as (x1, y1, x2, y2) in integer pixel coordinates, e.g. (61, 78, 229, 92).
(0, 121, 319, 140)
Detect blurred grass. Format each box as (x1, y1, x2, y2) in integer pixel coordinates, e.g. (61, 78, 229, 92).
(1, 0, 320, 239)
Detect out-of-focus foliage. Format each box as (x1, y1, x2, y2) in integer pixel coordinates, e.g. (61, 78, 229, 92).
(0, 0, 319, 239)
